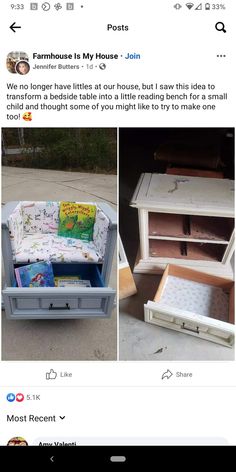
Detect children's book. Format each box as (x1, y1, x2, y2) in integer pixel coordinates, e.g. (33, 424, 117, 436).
(54, 276, 81, 287)
(58, 202, 96, 241)
(57, 279, 91, 288)
(15, 261, 55, 288)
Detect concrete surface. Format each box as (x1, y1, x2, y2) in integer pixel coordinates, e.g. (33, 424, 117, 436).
(119, 273, 234, 361)
(2, 166, 117, 361)
(2, 167, 117, 205)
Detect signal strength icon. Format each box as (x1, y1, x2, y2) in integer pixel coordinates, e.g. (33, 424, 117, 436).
(186, 2, 194, 8)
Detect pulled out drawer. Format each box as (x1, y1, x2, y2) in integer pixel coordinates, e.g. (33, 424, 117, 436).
(3, 263, 115, 319)
(144, 264, 235, 348)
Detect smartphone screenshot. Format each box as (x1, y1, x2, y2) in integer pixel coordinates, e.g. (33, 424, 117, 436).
(0, 0, 235, 462)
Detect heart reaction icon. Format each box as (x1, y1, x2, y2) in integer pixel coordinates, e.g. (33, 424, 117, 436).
(16, 393, 24, 402)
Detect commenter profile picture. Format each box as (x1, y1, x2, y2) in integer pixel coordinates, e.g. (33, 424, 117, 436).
(7, 51, 30, 75)
(7, 436, 28, 446)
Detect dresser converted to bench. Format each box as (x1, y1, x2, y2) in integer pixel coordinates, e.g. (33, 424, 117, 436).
(2, 201, 117, 319)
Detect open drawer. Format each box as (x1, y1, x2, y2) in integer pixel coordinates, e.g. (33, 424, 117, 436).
(3, 263, 115, 320)
(144, 264, 235, 348)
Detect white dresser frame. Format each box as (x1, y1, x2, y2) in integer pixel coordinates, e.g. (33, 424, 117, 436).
(130, 173, 235, 279)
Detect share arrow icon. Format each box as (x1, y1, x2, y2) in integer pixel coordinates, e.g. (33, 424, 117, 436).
(161, 369, 173, 380)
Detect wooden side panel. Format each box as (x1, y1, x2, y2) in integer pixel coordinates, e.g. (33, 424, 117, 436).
(154, 265, 169, 301)
(168, 264, 234, 289)
(119, 266, 137, 300)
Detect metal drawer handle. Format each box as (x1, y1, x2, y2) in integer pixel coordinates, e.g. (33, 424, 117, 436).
(49, 303, 70, 310)
(181, 322, 199, 334)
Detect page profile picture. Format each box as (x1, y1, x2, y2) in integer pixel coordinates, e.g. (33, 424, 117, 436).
(7, 51, 30, 75)
(7, 436, 28, 446)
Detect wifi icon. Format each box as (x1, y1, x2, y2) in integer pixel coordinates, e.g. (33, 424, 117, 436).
(186, 2, 194, 8)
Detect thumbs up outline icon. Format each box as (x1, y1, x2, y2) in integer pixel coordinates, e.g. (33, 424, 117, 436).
(46, 369, 57, 380)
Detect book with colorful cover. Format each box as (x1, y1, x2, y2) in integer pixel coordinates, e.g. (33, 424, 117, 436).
(54, 276, 81, 287)
(57, 279, 91, 288)
(58, 202, 96, 241)
(15, 261, 55, 288)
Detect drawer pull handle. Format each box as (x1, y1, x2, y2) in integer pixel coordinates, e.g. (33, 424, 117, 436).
(49, 303, 70, 310)
(181, 322, 199, 334)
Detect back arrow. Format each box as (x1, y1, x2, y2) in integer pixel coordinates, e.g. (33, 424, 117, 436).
(10, 22, 21, 33)
(50, 456, 54, 463)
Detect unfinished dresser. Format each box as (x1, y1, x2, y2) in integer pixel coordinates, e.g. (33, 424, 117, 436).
(130, 173, 235, 278)
(144, 264, 235, 348)
(2, 201, 117, 320)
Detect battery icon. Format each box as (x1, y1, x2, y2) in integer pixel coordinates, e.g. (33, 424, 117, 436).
(205, 3, 210, 9)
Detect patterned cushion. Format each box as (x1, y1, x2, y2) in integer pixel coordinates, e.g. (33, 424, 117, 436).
(22, 201, 59, 234)
(15, 234, 51, 263)
(50, 235, 100, 263)
(93, 206, 109, 258)
(8, 201, 109, 263)
(15, 234, 100, 263)
(7, 203, 24, 256)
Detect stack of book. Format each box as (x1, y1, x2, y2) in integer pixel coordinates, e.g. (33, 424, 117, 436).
(15, 261, 91, 288)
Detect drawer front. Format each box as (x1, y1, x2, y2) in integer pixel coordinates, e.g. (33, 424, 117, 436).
(144, 302, 235, 348)
(3, 287, 115, 319)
